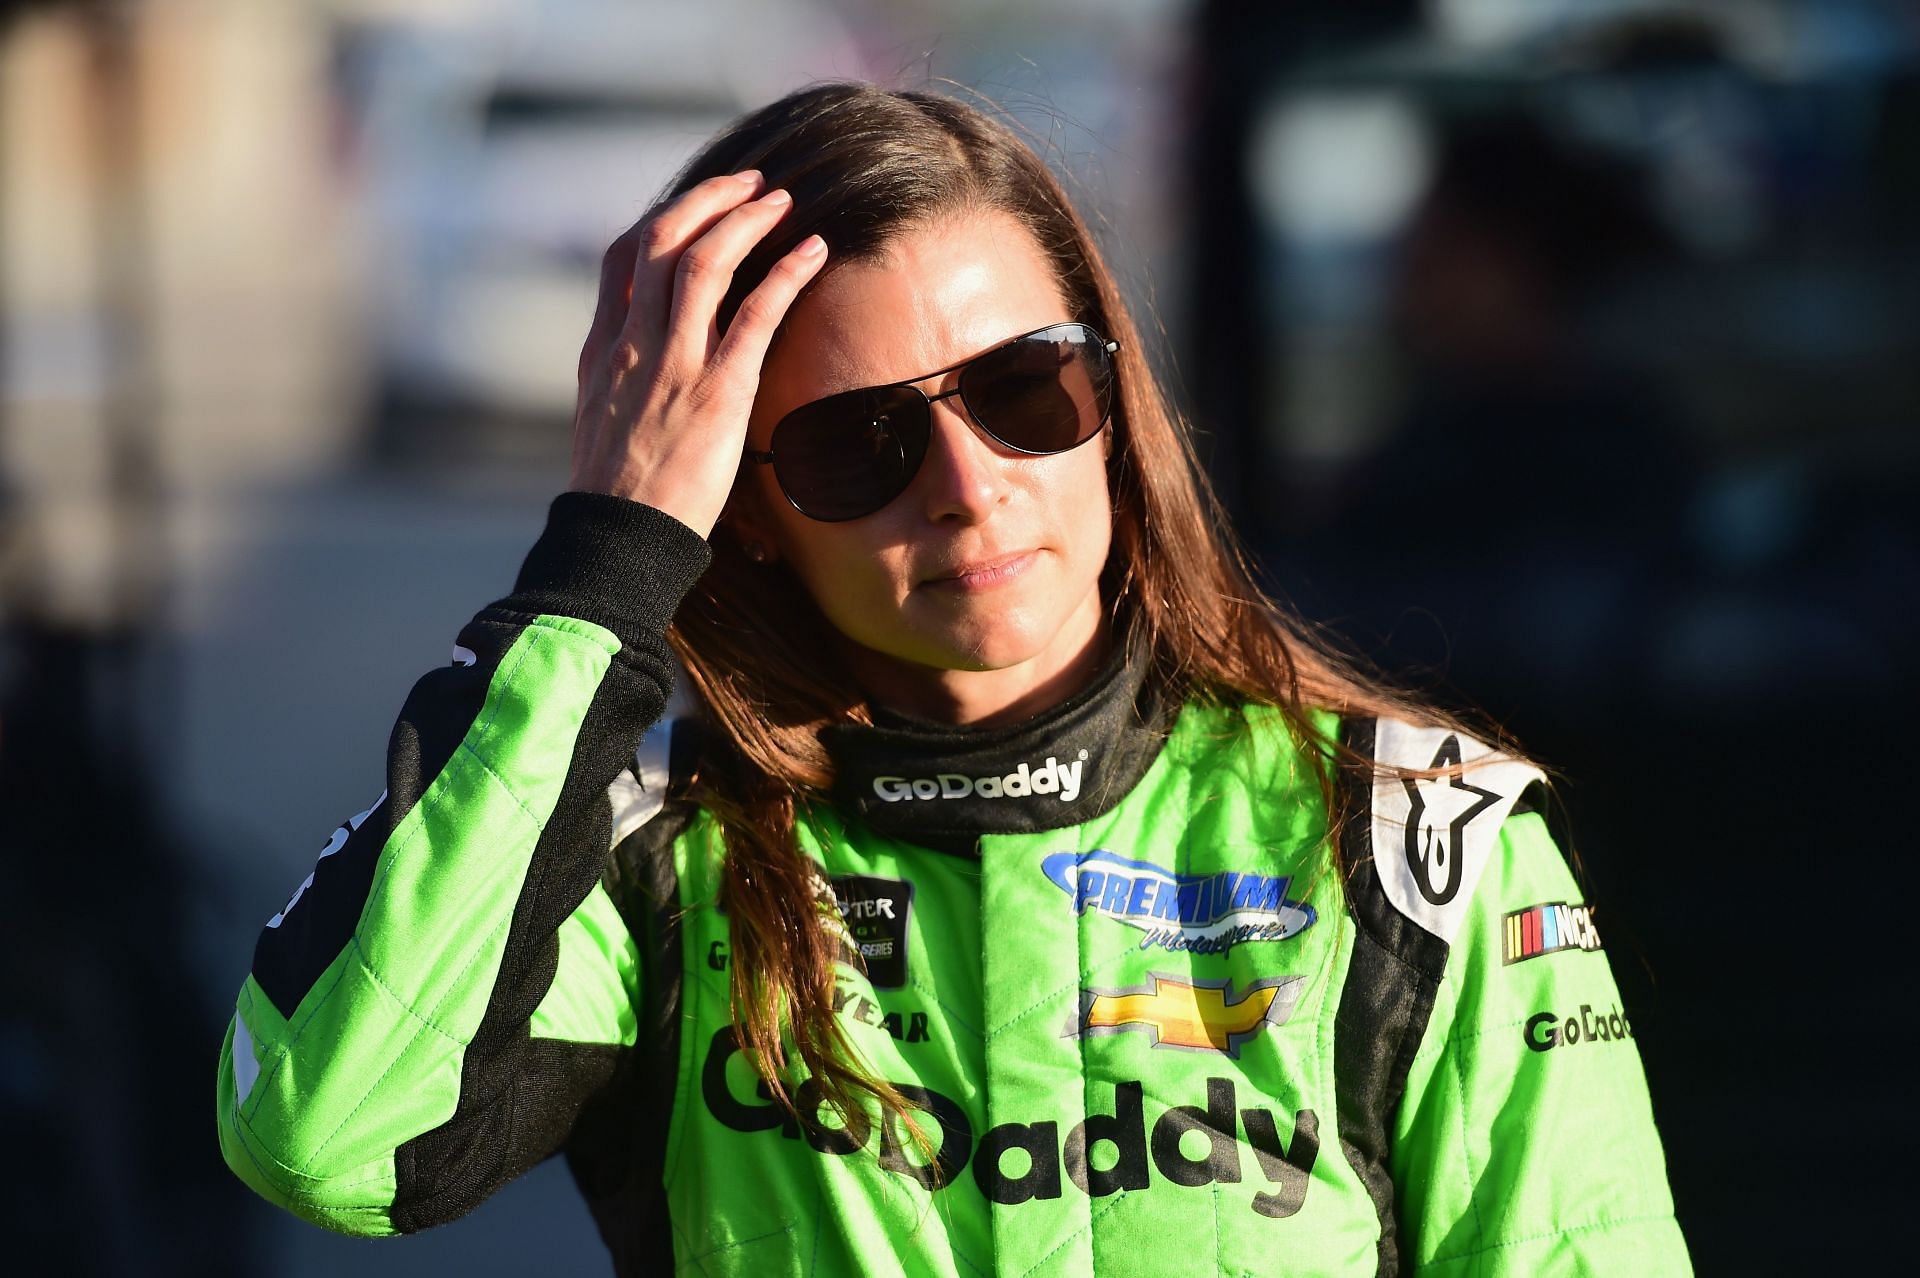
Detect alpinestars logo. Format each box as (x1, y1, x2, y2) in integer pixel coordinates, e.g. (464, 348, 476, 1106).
(1076, 973, 1306, 1056)
(872, 750, 1089, 804)
(1041, 850, 1316, 954)
(1402, 735, 1502, 906)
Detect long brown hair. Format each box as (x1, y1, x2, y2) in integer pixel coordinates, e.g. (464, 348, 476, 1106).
(652, 81, 1501, 1134)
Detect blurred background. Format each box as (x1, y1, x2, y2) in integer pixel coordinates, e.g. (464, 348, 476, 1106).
(1, 0, 1913, 1273)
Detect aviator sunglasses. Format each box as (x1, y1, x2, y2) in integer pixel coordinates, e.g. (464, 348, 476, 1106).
(744, 321, 1121, 522)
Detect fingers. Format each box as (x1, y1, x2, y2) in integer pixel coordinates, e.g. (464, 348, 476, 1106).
(576, 166, 820, 437)
(578, 172, 762, 386)
(657, 186, 801, 366)
(577, 228, 644, 418)
(710, 234, 829, 383)
(580, 223, 642, 383)
(627, 171, 768, 353)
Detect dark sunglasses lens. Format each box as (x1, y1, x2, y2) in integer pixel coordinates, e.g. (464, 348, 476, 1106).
(771, 386, 930, 521)
(961, 324, 1116, 453)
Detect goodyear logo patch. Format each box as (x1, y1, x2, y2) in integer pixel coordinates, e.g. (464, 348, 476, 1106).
(1075, 973, 1306, 1057)
(1040, 849, 1316, 954)
(1502, 900, 1602, 965)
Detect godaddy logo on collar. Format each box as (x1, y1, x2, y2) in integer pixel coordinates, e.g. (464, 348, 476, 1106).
(871, 750, 1090, 805)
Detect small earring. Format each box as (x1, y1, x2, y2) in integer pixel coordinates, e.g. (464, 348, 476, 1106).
(742, 541, 771, 564)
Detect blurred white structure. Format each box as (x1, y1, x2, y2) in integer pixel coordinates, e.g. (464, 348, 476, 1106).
(348, 0, 865, 421)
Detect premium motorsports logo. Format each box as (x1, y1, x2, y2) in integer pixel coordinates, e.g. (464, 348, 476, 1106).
(1040, 849, 1317, 954)
(871, 749, 1090, 805)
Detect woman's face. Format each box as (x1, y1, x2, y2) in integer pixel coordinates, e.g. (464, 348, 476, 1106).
(734, 210, 1114, 723)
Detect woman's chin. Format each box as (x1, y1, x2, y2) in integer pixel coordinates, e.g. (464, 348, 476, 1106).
(909, 626, 1050, 674)
(835, 615, 1052, 678)
(827, 575, 1105, 691)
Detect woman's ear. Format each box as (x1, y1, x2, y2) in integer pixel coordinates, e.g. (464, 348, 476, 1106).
(720, 483, 782, 566)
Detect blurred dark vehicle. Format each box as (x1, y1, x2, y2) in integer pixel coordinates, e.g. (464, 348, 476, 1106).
(1189, 2, 1920, 1270)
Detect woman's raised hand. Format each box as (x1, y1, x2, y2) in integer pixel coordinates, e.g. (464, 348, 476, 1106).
(569, 170, 828, 539)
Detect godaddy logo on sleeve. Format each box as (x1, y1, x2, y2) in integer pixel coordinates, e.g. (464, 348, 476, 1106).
(1041, 850, 1317, 954)
(872, 749, 1090, 804)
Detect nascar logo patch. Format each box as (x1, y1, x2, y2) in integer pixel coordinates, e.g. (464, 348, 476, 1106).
(1503, 900, 1602, 964)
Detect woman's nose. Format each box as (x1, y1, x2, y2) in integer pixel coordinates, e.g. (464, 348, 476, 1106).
(912, 391, 1010, 523)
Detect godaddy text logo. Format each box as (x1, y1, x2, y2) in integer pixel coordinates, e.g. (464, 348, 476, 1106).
(872, 750, 1089, 805)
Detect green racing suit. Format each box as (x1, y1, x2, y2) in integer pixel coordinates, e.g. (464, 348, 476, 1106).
(215, 493, 1691, 1275)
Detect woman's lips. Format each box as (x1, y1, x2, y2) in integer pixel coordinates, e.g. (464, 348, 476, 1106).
(923, 550, 1037, 592)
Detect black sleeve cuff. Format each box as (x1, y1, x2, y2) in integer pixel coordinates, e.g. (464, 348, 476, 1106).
(500, 491, 713, 645)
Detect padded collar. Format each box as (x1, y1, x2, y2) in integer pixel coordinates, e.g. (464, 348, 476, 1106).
(817, 634, 1176, 853)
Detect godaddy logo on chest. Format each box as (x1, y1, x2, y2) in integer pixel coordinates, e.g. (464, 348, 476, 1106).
(1041, 849, 1317, 954)
(702, 1028, 1318, 1219)
(871, 749, 1090, 804)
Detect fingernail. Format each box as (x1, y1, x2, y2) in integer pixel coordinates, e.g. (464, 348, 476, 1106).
(735, 169, 763, 187)
(761, 188, 792, 207)
(796, 234, 826, 256)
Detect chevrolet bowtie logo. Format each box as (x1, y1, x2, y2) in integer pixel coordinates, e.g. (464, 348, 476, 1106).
(1076, 973, 1307, 1057)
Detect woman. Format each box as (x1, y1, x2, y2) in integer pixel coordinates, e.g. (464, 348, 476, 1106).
(217, 83, 1689, 1275)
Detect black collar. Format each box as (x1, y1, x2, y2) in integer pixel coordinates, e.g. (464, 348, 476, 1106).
(817, 636, 1176, 854)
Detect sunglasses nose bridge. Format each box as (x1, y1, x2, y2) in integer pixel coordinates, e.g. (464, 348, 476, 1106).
(908, 388, 1015, 517)
(927, 381, 1024, 463)
(927, 379, 1027, 458)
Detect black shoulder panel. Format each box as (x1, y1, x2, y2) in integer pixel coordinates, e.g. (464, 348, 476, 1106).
(387, 690, 686, 1233)
(1331, 717, 1452, 1278)
(566, 717, 702, 1277)
(250, 628, 501, 1019)
(1509, 779, 1548, 819)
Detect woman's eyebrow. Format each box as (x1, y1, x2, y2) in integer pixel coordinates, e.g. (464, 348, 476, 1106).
(846, 323, 1058, 392)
